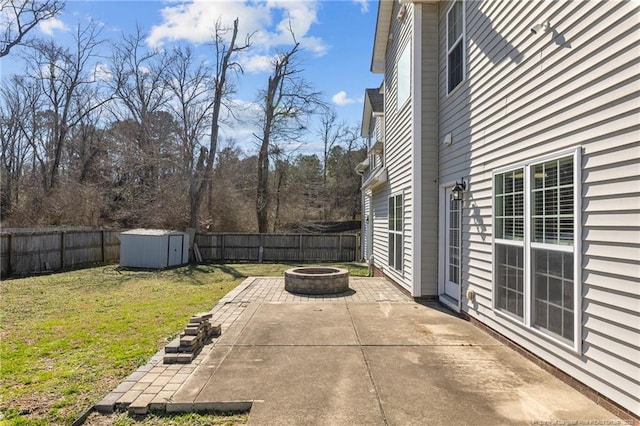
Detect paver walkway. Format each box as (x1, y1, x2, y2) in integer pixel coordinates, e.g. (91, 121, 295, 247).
(94, 277, 625, 425)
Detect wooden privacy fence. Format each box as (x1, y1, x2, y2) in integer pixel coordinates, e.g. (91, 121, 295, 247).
(0, 230, 120, 277)
(194, 233, 358, 263)
(0, 231, 359, 278)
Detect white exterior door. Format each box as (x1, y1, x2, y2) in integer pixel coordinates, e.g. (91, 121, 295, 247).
(444, 188, 461, 301)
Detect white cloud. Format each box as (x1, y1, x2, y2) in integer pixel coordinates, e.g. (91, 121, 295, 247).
(38, 17, 68, 35)
(332, 91, 357, 106)
(93, 63, 112, 82)
(243, 54, 274, 73)
(147, 0, 327, 71)
(353, 0, 369, 13)
(219, 98, 263, 148)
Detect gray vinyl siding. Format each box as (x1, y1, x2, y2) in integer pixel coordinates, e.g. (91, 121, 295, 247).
(420, 3, 440, 296)
(436, 0, 639, 415)
(362, 107, 381, 264)
(369, 1, 416, 292)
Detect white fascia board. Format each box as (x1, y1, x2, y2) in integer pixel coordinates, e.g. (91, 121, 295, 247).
(361, 96, 373, 137)
(371, 0, 394, 74)
(369, 139, 384, 155)
(355, 158, 371, 173)
(362, 167, 388, 190)
(372, 59, 386, 74)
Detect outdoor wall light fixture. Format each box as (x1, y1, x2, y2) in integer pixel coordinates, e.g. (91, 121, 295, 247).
(531, 21, 551, 34)
(396, 4, 407, 21)
(452, 178, 467, 202)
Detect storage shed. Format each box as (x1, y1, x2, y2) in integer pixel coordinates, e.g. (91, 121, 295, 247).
(120, 229, 189, 269)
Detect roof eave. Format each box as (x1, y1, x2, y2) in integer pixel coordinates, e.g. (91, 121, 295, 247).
(370, 0, 394, 74)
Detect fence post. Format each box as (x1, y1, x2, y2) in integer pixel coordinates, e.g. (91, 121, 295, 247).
(339, 234, 343, 262)
(60, 232, 66, 269)
(299, 234, 303, 262)
(259, 234, 264, 263)
(221, 234, 225, 262)
(7, 234, 13, 276)
(101, 230, 106, 263)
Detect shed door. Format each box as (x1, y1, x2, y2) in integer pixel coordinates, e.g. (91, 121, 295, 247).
(168, 235, 184, 266)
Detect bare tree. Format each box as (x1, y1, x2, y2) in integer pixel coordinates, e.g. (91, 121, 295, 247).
(0, 76, 34, 218)
(185, 18, 250, 229)
(0, 0, 64, 57)
(164, 45, 214, 227)
(66, 110, 107, 184)
(317, 108, 347, 221)
(327, 125, 366, 219)
(109, 26, 170, 194)
(270, 143, 299, 233)
(20, 21, 106, 191)
(254, 34, 324, 233)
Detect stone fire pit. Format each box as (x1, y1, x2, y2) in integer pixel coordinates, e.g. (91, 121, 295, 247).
(284, 267, 350, 295)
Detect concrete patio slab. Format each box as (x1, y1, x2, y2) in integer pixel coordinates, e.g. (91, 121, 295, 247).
(195, 345, 384, 426)
(348, 302, 499, 346)
(92, 277, 628, 425)
(170, 346, 232, 404)
(169, 301, 619, 425)
(236, 303, 359, 346)
(363, 344, 617, 425)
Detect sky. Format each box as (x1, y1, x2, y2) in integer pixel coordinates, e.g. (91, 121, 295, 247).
(0, 0, 383, 155)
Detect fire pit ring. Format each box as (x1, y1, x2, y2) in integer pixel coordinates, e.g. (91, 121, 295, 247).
(284, 267, 350, 295)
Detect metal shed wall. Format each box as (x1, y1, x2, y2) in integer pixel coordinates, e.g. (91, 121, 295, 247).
(120, 230, 189, 269)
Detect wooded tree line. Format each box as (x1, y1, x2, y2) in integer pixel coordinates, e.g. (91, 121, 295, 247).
(0, 11, 366, 232)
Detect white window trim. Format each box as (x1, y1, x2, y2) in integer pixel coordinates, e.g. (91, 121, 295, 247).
(492, 164, 526, 322)
(388, 192, 404, 273)
(438, 181, 462, 313)
(446, 0, 466, 96)
(492, 147, 582, 353)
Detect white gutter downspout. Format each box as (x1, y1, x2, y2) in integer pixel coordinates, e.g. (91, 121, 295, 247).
(411, 3, 423, 298)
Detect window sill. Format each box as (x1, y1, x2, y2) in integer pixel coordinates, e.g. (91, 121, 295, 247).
(492, 307, 580, 355)
(446, 79, 466, 99)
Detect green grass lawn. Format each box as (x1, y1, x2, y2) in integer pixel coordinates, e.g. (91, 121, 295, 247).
(0, 262, 368, 425)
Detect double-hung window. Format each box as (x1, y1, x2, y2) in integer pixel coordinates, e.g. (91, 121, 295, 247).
(493, 150, 579, 348)
(388, 193, 403, 271)
(495, 170, 525, 319)
(447, 0, 465, 93)
(531, 156, 576, 342)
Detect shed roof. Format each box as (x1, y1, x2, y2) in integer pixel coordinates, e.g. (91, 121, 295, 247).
(121, 229, 182, 236)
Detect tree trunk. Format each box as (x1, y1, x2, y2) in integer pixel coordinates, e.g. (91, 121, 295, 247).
(189, 18, 242, 230)
(256, 141, 269, 233)
(256, 73, 278, 234)
(0, 170, 12, 220)
(272, 166, 284, 233)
